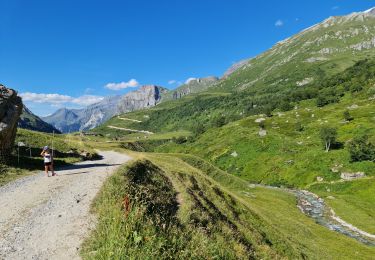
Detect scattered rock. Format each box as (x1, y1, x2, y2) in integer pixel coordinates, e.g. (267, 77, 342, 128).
(258, 129, 267, 137)
(327, 196, 335, 200)
(331, 164, 343, 173)
(317, 176, 324, 182)
(231, 151, 238, 157)
(347, 104, 359, 110)
(285, 160, 294, 165)
(340, 172, 365, 180)
(255, 118, 266, 123)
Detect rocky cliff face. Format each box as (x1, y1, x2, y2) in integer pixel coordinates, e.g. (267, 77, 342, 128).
(162, 77, 219, 101)
(117, 85, 168, 113)
(0, 84, 23, 158)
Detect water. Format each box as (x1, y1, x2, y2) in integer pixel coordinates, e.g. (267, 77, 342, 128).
(250, 184, 375, 246)
(295, 189, 375, 246)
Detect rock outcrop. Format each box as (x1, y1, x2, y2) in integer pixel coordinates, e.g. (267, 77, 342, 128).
(117, 85, 168, 113)
(0, 84, 23, 159)
(171, 77, 218, 100)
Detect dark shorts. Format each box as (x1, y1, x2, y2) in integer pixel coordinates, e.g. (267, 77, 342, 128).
(44, 162, 52, 166)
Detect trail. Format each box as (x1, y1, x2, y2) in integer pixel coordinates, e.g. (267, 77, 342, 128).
(0, 151, 131, 260)
(117, 116, 142, 123)
(107, 125, 154, 134)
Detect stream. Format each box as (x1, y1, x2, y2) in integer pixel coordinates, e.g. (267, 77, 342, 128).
(295, 189, 375, 246)
(250, 185, 375, 246)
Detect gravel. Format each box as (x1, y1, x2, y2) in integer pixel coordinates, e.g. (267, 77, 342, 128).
(0, 151, 131, 260)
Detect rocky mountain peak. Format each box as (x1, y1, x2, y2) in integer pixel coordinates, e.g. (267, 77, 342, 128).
(363, 7, 375, 15)
(117, 85, 167, 114)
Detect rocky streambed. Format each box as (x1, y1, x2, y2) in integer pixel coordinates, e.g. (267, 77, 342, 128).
(295, 190, 375, 246)
(250, 184, 375, 246)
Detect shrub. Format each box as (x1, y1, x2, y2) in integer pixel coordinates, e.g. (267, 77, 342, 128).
(192, 123, 206, 137)
(348, 134, 375, 162)
(264, 106, 273, 117)
(174, 136, 187, 144)
(343, 110, 353, 122)
(259, 121, 265, 129)
(295, 122, 304, 132)
(280, 101, 293, 112)
(211, 116, 226, 128)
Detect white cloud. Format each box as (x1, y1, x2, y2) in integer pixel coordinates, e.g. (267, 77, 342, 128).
(105, 79, 139, 90)
(168, 80, 177, 85)
(275, 19, 284, 27)
(185, 77, 197, 84)
(21, 92, 73, 104)
(20, 92, 104, 106)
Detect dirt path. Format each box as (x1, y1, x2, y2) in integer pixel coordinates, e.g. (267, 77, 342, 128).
(107, 125, 154, 134)
(117, 116, 142, 123)
(0, 151, 131, 260)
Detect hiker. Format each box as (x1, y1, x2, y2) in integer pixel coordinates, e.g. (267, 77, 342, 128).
(41, 146, 56, 177)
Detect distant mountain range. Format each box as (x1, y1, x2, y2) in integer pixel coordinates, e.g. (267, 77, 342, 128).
(42, 86, 169, 133)
(18, 106, 61, 134)
(24, 7, 375, 134)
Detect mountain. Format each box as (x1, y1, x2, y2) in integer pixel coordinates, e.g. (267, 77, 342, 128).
(18, 106, 61, 134)
(117, 85, 168, 113)
(163, 77, 219, 100)
(42, 96, 121, 133)
(42, 107, 82, 133)
(80, 95, 122, 130)
(43, 86, 169, 133)
(222, 59, 250, 78)
(214, 7, 375, 93)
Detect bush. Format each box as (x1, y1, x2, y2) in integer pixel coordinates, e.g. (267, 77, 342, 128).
(264, 106, 273, 117)
(316, 94, 339, 107)
(259, 121, 265, 129)
(211, 116, 226, 128)
(343, 110, 353, 122)
(174, 136, 187, 144)
(279, 101, 293, 112)
(192, 123, 206, 137)
(348, 134, 375, 162)
(295, 122, 304, 132)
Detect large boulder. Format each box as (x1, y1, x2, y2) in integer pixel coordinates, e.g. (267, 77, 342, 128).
(0, 84, 23, 159)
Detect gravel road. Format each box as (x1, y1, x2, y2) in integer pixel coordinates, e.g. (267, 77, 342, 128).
(0, 151, 131, 260)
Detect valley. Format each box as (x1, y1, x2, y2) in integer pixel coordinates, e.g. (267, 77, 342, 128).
(1, 5, 375, 260)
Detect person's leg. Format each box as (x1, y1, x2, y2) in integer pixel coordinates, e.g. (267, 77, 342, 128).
(45, 165, 49, 177)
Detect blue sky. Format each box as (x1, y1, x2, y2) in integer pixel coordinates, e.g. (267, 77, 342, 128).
(1, 0, 374, 116)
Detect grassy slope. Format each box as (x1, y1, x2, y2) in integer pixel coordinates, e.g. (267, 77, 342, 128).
(156, 95, 375, 234)
(82, 149, 375, 259)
